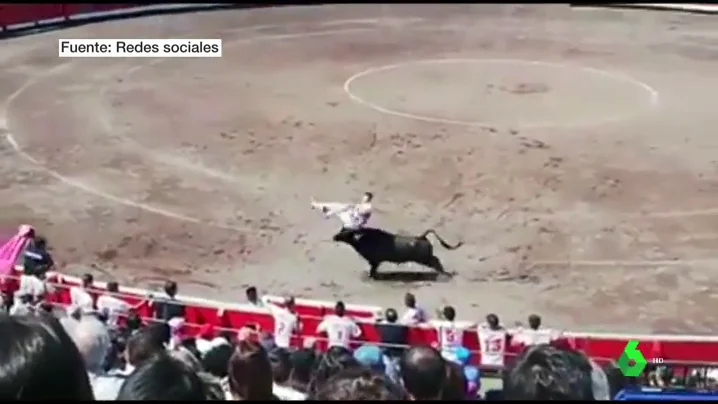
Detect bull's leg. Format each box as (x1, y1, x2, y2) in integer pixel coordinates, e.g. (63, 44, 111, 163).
(423, 255, 450, 275)
(369, 261, 380, 278)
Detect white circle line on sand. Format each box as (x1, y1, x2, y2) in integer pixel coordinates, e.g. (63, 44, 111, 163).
(343, 58, 661, 129)
(531, 258, 718, 267)
(0, 24, 380, 231)
(2, 22, 716, 221)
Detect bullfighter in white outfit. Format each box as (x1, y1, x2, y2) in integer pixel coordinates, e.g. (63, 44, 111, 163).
(311, 192, 374, 239)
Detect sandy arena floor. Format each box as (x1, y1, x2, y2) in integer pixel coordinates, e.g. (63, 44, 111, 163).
(1, 4, 718, 334)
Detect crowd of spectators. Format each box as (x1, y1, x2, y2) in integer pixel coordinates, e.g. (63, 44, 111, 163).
(1, 231, 717, 400)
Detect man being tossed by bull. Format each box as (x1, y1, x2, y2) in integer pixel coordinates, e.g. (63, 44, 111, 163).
(311, 191, 374, 240)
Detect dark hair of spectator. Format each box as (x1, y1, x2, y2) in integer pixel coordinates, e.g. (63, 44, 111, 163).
(201, 343, 234, 379)
(400, 345, 446, 400)
(307, 346, 360, 396)
(146, 322, 171, 346)
(486, 313, 500, 328)
(117, 353, 207, 400)
(503, 344, 596, 400)
(0, 314, 94, 400)
(107, 281, 120, 293)
(442, 360, 468, 400)
(442, 305, 456, 321)
(334, 300, 346, 317)
(125, 311, 143, 332)
(528, 313, 542, 330)
(126, 328, 164, 367)
(288, 348, 318, 393)
(269, 347, 292, 384)
(308, 367, 407, 401)
(227, 340, 276, 400)
(384, 308, 398, 323)
(164, 280, 178, 297)
(603, 361, 629, 400)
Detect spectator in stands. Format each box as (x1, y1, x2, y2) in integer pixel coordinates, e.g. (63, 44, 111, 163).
(97, 281, 139, 329)
(16, 265, 49, 306)
(1, 290, 11, 312)
(307, 346, 361, 397)
(288, 348, 318, 394)
(503, 344, 610, 400)
(376, 307, 407, 384)
(153, 280, 185, 322)
(246, 286, 263, 307)
(270, 347, 306, 400)
(512, 313, 559, 347)
(0, 314, 94, 400)
(603, 361, 629, 399)
(9, 293, 34, 316)
(478, 313, 509, 370)
(202, 343, 233, 379)
(70, 273, 96, 315)
(432, 305, 473, 364)
(123, 310, 143, 338)
(195, 323, 217, 356)
(442, 360, 469, 400)
(62, 315, 125, 400)
(227, 340, 277, 400)
(117, 353, 208, 400)
(400, 345, 447, 400)
(23, 235, 54, 275)
(308, 367, 408, 400)
(122, 327, 165, 375)
(401, 293, 427, 325)
(264, 295, 301, 349)
(316, 300, 362, 349)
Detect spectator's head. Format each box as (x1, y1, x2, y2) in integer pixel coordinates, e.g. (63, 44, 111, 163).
(126, 328, 164, 368)
(334, 300, 346, 317)
(285, 296, 296, 311)
(146, 322, 171, 347)
(400, 345, 446, 400)
(33, 235, 47, 249)
(201, 343, 234, 379)
(228, 340, 275, 400)
(170, 346, 202, 372)
(384, 308, 398, 323)
(164, 280, 178, 298)
(308, 346, 360, 396)
(61, 315, 111, 373)
(503, 344, 610, 400)
(362, 191, 374, 203)
(486, 313, 500, 329)
(81, 273, 93, 288)
(288, 348, 318, 393)
(125, 310, 143, 333)
(603, 361, 628, 400)
(269, 347, 292, 384)
(353, 344, 385, 372)
(245, 286, 258, 303)
(308, 367, 406, 400)
(0, 314, 94, 400)
(442, 305, 456, 322)
(404, 293, 416, 308)
(528, 314, 542, 330)
(117, 353, 206, 400)
(106, 281, 119, 293)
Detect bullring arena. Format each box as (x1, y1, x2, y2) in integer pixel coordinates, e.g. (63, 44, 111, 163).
(1, 4, 718, 334)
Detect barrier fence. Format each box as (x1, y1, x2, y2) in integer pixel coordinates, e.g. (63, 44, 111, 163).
(3, 269, 718, 370)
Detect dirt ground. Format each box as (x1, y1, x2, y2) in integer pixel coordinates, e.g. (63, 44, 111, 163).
(1, 4, 718, 334)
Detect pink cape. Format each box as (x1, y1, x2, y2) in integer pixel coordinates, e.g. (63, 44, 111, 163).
(0, 224, 33, 275)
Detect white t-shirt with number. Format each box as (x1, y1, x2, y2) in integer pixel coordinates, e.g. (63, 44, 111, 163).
(431, 320, 471, 363)
(316, 314, 362, 348)
(268, 304, 300, 349)
(478, 325, 508, 367)
(513, 327, 559, 347)
(96, 294, 132, 327)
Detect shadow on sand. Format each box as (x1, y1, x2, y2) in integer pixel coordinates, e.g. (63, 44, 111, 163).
(361, 271, 456, 283)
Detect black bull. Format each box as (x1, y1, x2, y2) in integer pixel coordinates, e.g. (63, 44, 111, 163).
(332, 228, 463, 278)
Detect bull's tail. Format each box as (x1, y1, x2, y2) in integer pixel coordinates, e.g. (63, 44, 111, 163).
(418, 229, 463, 250)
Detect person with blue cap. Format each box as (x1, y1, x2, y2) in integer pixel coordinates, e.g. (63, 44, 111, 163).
(353, 344, 385, 373)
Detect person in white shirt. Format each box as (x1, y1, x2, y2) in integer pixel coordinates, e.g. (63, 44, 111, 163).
(16, 268, 49, 304)
(316, 301, 362, 349)
(9, 294, 35, 316)
(96, 281, 141, 328)
(264, 296, 301, 349)
(400, 293, 427, 325)
(312, 191, 374, 238)
(70, 273, 96, 315)
(477, 313, 509, 369)
(431, 305, 473, 363)
(512, 314, 560, 348)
